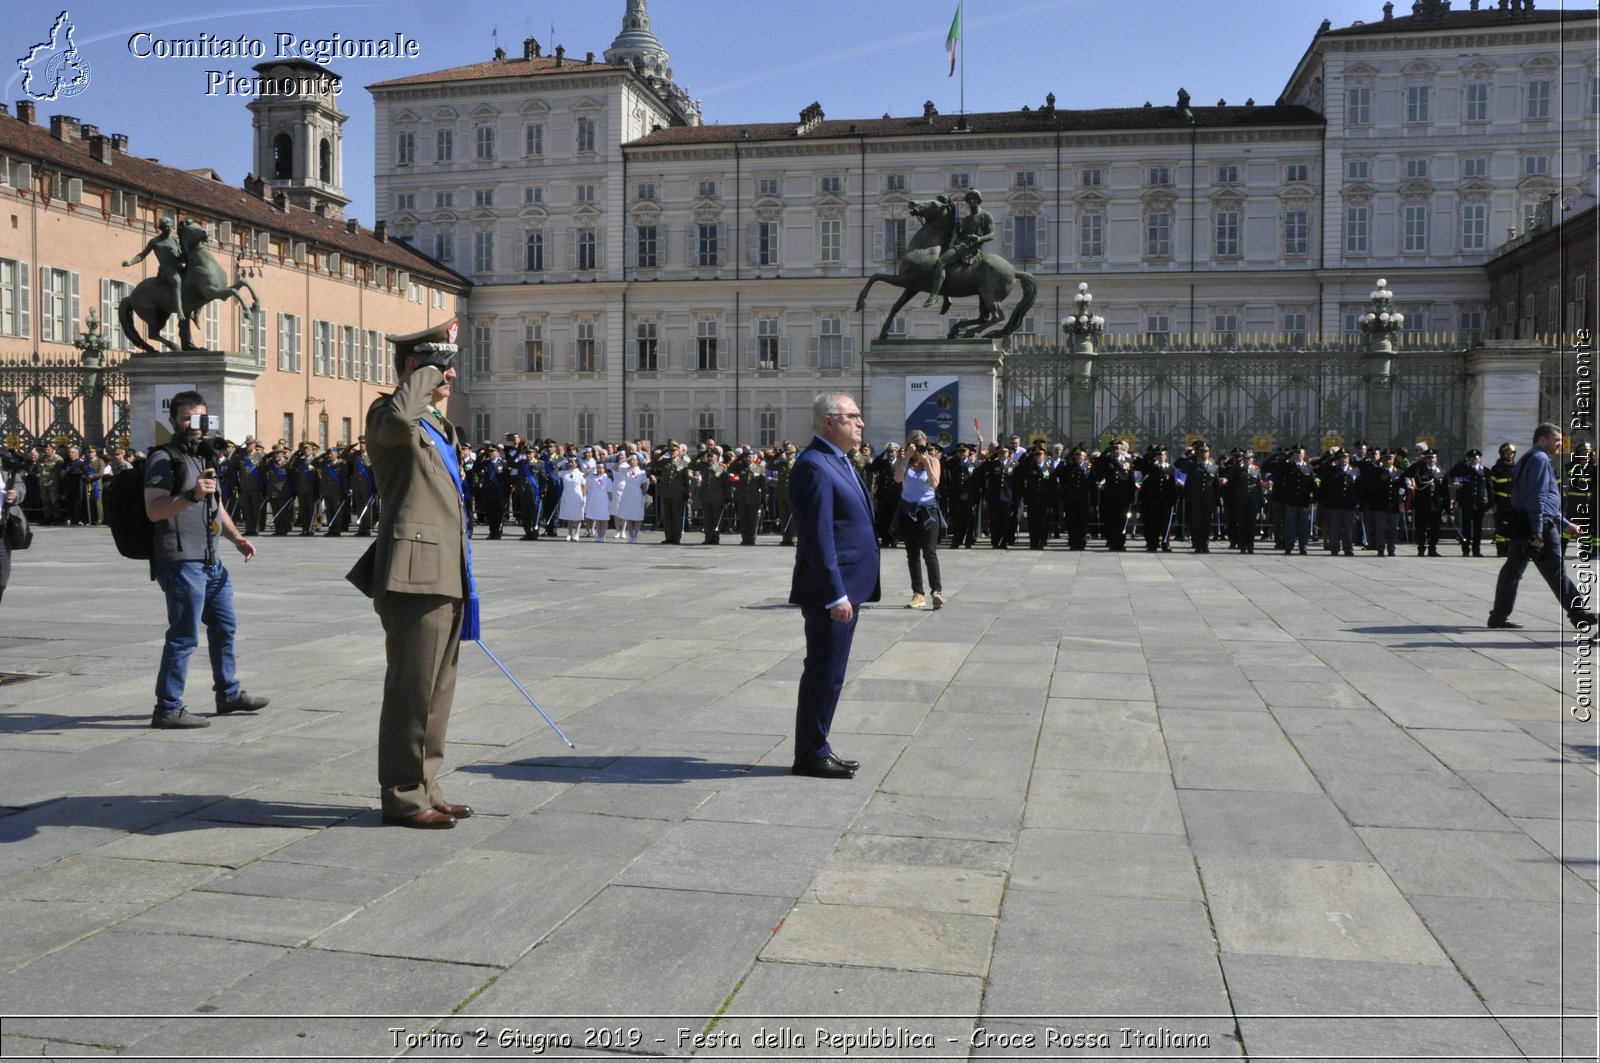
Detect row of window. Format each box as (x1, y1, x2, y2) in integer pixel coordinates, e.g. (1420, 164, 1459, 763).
(463, 316, 857, 378)
(466, 409, 798, 451)
(395, 118, 597, 165)
(266, 314, 396, 382)
(1344, 77, 1574, 125)
(1344, 155, 1556, 181)
(400, 151, 1570, 222)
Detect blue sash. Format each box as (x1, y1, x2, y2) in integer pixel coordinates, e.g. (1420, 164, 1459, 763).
(419, 417, 480, 641)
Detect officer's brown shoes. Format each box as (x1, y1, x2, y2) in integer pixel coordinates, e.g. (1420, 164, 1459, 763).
(383, 809, 457, 829)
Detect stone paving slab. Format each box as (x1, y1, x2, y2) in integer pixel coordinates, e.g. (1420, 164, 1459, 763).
(0, 528, 1593, 1058)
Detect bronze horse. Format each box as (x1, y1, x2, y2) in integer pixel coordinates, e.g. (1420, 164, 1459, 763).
(119, 219, 260, 352)
(854, 196, 1037, 341)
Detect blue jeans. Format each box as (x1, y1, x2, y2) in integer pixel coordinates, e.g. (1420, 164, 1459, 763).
(1490, 536, 1587, 625)
(153, 560, 241, 715)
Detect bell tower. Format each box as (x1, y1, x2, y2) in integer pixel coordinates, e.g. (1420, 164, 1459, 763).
(246, 59, 350, 217)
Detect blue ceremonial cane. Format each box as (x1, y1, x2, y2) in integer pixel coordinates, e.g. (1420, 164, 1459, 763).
(421, 416, 574, 748)
(474, 640, 573, 747)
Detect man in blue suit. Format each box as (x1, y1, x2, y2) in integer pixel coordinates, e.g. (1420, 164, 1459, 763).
(789, 392, 881, 779)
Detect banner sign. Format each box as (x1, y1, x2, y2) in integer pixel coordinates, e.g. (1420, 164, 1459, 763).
(905, 375, 959, 451)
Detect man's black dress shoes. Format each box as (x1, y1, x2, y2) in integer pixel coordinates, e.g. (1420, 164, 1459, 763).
(1486, 618, 1523, 629)
(792, 756, 855, 779)
(825, 752, 859, 772)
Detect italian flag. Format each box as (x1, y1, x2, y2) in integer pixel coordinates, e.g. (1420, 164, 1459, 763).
(946, 3, 961, 77)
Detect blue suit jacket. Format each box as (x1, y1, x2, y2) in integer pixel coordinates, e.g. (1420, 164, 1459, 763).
(788, 437, 881, 608)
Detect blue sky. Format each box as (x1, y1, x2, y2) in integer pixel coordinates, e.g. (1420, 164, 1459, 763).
(3, 0, 1593, 221)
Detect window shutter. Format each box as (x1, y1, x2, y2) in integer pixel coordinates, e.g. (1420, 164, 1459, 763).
(842, 335, 855, 369)
(596, 226, 606, 271)
(218, 221, 233, 243)
(778, 336, 791, 369)
(659, 336, 670, 371)
(17, 261, 28, 337)
(100, 278, 110, 337)
(256, 231, 270, 255)
(38, 267, 49, 343)
(807, 337, 819, 369)
(872, 223, 884, 262)
(66, 178, 82, 205)
(625, 224, 636, 264)
(1002, 220, 1014, 257)
(743, 336, 756, 370)
(716, 223, 726, 267)
(683, 227, 694, 267)
(718, 334, 729, 371)
(1037, 215, 1050, 260)
(595, 337, 605, 373)
(568, 228, 577, 269)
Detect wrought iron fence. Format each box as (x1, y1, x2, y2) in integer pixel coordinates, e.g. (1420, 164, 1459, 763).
(0, 353, 130, 451)
(1001, 339, 1467, 457)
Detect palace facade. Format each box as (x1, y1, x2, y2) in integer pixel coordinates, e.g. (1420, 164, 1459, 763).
(377, 0, 1590, 447)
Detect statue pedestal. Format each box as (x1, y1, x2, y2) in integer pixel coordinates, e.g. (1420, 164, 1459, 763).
(863, 338, 1004, 451)
(1465, 341, 1546, 456)
(121, 350, 264, 453)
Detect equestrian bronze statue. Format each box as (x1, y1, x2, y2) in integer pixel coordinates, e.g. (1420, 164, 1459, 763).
(854, 192, 1037, 341)
(119, 218, 261, 353)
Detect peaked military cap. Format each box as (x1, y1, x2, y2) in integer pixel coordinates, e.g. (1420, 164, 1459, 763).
(388, 319, 460, 367)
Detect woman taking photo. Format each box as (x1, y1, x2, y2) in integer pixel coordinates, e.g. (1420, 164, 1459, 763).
(894, 430, 944, 609)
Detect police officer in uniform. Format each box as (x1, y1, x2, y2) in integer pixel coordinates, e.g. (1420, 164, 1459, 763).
(1139, 445, 1178, 552)
(1278, 445, 1317, 555)
(1449, 448, 1492, 557)
(1095, 440, 1135, 551)
(942, 443, 978, 549)
(1409, 450, 1448, 556)
(474, 443, 508, 540)
(1318, 448, 1360, 556)
(1017, 445, 1056, 550)
(1056, 446, 1094, 551)
(1183, 444, 1221, 552)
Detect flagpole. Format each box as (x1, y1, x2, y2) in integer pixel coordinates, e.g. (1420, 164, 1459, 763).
(959, 0, 965, 120)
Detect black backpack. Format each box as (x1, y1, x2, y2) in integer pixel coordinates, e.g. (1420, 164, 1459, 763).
(106, 445, 185, 560)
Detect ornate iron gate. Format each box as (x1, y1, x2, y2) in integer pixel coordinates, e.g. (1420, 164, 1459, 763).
(0, 353, 130, 451)
(1001, 340, 1467, 456)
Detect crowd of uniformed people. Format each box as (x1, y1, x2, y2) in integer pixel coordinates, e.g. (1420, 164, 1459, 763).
(7, 430, 1595, 561)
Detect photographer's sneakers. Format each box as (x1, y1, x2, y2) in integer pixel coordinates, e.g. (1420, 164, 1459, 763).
(216, 691, 270, 715)
(151, 708, 210, 729)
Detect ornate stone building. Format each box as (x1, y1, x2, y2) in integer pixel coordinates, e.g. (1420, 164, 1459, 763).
(0, 70, 469, 449)
(370, 0, 1596, 447)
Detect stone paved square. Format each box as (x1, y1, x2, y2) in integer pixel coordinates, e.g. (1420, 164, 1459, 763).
(0, 527, 1593, 1058)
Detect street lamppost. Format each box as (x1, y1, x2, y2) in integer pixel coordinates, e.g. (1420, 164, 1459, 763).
(1062, 282, 1105, 356)
(73, 308, 108, 447)
(1360, 278, 1405, 354)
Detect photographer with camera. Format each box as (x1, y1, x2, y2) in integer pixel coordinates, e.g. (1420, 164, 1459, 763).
(893, 430, 945, 609)
(143, 391, 268, 729)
